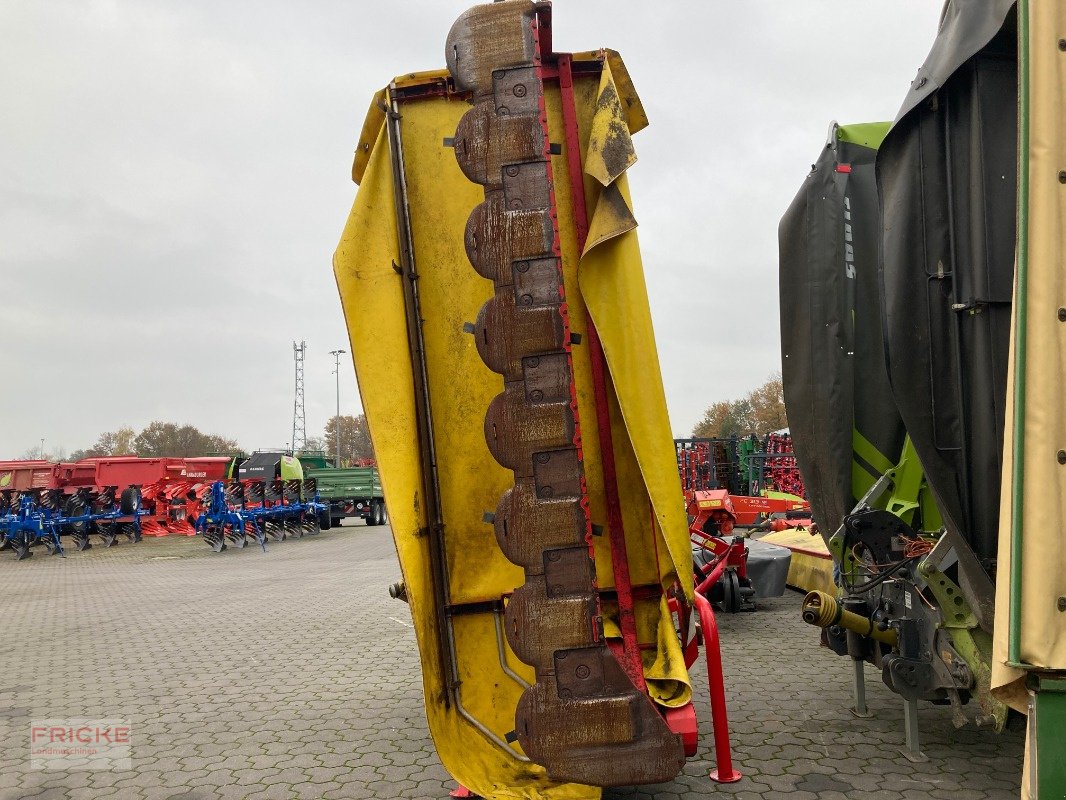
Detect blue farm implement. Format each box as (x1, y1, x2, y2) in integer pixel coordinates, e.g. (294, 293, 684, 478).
(0, 486, 148, 561)
(192, 480, 327, 553)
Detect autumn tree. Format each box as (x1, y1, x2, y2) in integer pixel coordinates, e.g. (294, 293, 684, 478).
(70, 426, 138, 460)
(132, 422, 240, 458)
(693, 374, 787, 438)
(324, 414, 374, 466)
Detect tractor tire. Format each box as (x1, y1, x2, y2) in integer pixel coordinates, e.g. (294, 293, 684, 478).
(330, 517, 342, 529)
(64, 494, 90, 537)
(721, 569, 742, 614)
(319, 512, 332, 531)
(379, 503, 388, 526)
(120, 486, 141, 515)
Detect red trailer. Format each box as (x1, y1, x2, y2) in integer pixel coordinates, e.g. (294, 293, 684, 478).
(55, 456, 232, 537)
(0, 456, 232, 547)
(0, 461, 58, 491)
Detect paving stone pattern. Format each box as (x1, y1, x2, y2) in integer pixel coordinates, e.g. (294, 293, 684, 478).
(0, 525, 1023, 799)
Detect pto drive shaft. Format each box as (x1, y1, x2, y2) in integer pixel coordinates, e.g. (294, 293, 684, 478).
(801, 590, 898, 646)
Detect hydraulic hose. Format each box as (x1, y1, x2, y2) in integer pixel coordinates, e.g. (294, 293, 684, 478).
(801, 590, 898, 646)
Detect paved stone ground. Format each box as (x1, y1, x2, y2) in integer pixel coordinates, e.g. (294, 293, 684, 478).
(0, 524, 1023, 799)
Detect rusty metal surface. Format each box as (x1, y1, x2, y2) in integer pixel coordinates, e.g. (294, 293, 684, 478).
(464, 198, 554, 283)
(446, 1, 684, 786)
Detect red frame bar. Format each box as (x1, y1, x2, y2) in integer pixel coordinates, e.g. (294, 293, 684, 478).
(555, 52, 645, 691)
(694, 592, 742, 783)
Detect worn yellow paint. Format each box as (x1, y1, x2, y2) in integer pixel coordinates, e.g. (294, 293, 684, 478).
(334, 52, 689, 799)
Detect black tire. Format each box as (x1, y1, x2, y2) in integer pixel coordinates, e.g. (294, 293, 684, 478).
(120, 486, 141, 515)
(330, 517, 342, 529)
(379, 503, 388, 526)
(319, 512, 332, 531)
(64, 494, 90, 536)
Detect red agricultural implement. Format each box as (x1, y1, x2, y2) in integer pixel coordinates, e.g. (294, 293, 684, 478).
(678, 439, 808, 612)
(0, 456, 231, 551)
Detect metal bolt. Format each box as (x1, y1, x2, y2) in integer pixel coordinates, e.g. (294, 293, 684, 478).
(1058, 450, 1066, 464)
(1059, 307, 1066, 322)
(575, 665, 591, 679)
(536, 453, 550, 464)
(505, 165, 520, 177)
(1058, 597, 1066, 612)
(513, 83, 527, 97)
(529, 389, 544, 401)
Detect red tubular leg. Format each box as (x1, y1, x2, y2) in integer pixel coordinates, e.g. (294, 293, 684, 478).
(695, 548, 731, 596)
(693, 591, 742, 783)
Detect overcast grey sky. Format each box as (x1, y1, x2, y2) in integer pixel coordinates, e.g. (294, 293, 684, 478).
(0, 1, 944, 458)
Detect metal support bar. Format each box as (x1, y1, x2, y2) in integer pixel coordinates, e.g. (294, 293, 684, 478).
(693, 592, 742, 783)
(850, 658, 872, 718)
(901, 697, 927, 762)
(385, 84, 458, 707)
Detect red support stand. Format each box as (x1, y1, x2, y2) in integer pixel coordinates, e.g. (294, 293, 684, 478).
(693, 591, 742, 783)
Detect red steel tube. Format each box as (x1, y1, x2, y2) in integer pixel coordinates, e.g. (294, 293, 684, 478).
(556, 51, 644, 690)
(693, 591, 742, 783)
(695, 546, 734, 596)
